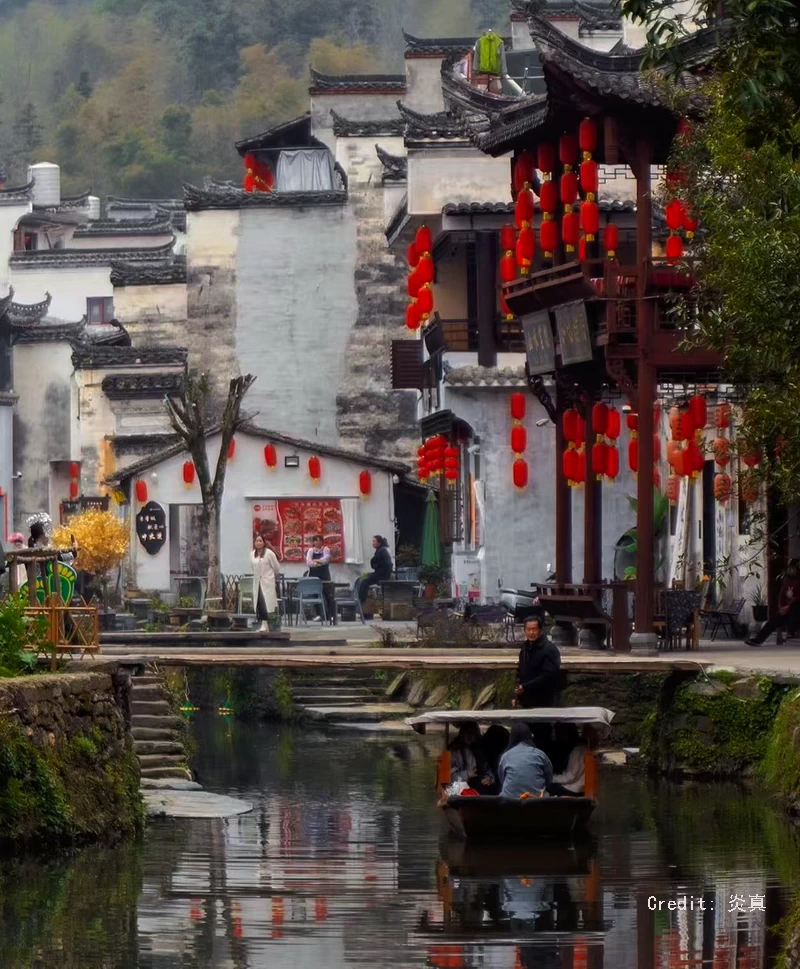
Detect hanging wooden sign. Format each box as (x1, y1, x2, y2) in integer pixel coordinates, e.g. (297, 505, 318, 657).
(136, 501, 167, 556)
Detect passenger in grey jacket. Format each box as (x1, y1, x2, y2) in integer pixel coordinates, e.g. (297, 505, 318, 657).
(498, 722, 553, 798)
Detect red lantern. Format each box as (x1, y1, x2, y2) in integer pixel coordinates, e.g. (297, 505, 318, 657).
(415, 225, 433, 254)
(500, 252, 517, 282)
(715, 403, 732, 429)
(539, 180, 557, 214)
(563, 408, 579, 444)
(513, 150, 536, 192)
(679, 410, 695, 443)
(581, 201, 599, 238)
(666, 440, 682, 470)
(578, 236, 586, 260)
(576, 448, 586, 484)
(628, 439, 639, 473)
(511, 425, 527, 455)
(559, 133, 578, 168)
(407, 241, 419, 267)
(510, 392, 526, 422)
(406, 301, 421, 330)
(407, 270, 421, 298)
(712, 437, 730, 467)
(512, 458, 529, 489)
(627, 412, 638, 437)
(606, 408, 621, 441)
(264, 444, 277, 469)
(515, 189, 535, 228)
(560, 172, 578, 206)
(135, 479, 148, 504)
(69, 480, 80, 500)
(666, 234, 683, 262)
(540, 219, 558, 256)
(563, 449, 576, 485)
(562, 212, 579, 252)
(666, 474, 680, 504)
(592, 441, 608, 477)
(500, 224, 516, 252)
(682, 210, 698, 238)
(70, 462, 79, 479)
(444, 445, 459, 467)
(714, 472, 732, 503)
(605, 445, 620, 481)
(689, 394, 707, 429)
(603, 223, 619, 257)
(580, 159, 598, 196)
(578, 119, 597, 154)
(742, 447, 761, 468)
(500, 293, 514, 320)
(516, 226, 535, 272)
(308, 456, 321, 481)
(591, 402, 609, 437)
(359, 470, 372, 497)
(418, 285, 434, 318)
(227, 438, 236, 460)
(574, 415, 586, 448)
(417, 254, 435, 286)
(445, 467, 458, 483)
(537, 143, 555, 174)
(183, 461, 195, 485)
(665, 199, 684, 231)
(685, 440, 704, 477)
(243, 171, 255, 193)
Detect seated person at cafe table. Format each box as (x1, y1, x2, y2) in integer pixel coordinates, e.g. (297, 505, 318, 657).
(358, 535, 394, 606)
(305, 535, 334, 621)
(514, 616, 562, 709)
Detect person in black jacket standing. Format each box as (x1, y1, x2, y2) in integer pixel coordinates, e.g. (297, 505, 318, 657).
(514, 616, 562, 708)
(358, 535, 393, 604)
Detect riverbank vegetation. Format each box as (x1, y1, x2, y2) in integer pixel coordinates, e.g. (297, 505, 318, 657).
(0, 0, 508, 197)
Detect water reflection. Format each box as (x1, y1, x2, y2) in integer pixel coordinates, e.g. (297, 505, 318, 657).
(0, 717, 797, 968)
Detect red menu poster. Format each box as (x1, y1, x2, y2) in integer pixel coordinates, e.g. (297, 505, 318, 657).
(252, 500, 344, 563)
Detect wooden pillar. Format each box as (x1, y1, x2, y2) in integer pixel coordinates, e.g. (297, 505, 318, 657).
(583, 438, 602, 585)
(555, 413, 572, 585)
(475, 231, 498, 368)
(633, 136, 657, 649)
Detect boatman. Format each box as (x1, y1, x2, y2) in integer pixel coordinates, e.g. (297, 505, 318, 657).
(514, 616, 562, 708)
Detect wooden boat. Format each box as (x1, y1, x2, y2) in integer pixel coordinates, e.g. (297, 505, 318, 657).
(406, 707, 614, 840)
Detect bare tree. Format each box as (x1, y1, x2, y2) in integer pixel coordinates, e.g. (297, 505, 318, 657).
(165, 369, 256, 600)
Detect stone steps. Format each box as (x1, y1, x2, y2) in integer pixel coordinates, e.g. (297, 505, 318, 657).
(293, 692, 379, 705)
(132, 726, 176, 741)
(138, 752, 188, 767)
(134, 740, 186, 756)
(130, 699, 172, 717)
(140, 766, 194, 780)
(131, 685, 167, 701)
(132, 714, 183, 730)
(130, 671, 194, 792)
(305, 703, 414, 724)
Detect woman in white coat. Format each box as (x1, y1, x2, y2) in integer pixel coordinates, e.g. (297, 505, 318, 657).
(251, 535, 281, 631)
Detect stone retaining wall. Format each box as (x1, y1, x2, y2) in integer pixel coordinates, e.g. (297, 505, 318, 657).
(0, 671, 143, 843)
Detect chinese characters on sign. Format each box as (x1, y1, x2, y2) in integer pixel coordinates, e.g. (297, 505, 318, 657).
(136, 501, 167, 556)
(521, 310, 556, 375)
(554, 300, 593, 366)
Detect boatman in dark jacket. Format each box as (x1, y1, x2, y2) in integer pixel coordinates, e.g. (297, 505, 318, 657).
(514, 616, 561, 708)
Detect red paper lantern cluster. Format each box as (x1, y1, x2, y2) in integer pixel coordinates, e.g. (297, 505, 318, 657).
(578, 118, 598, 248)
(510, 393, 528, 488)
(588, 402, 621, 482)
(444, 445, 460, 486)
(537, 145, 558, 261)
(359, 469, 372, 497)
(264, 444, 278, 469)
(559, 132, 579, 255)
(663, 196, 698, 263)
(562, 407, 587, 487)
(513, 150, 535, 194)
(499, 224, 518, 302)
(406, 225, 434, 329)
(666, 396, 709, 481)
(69, 461, 80, 501)
(308, 455, 322, 482)
(135, 479, 148, 504)
(420, 435, 447, 481)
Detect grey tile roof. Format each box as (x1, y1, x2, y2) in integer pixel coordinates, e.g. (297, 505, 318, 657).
(375, 145, 407, 181)
(72, 345, 188, 370)
(9, 239, 176, 268)
(444, 365, 528, 387)
(331, 111, 404, 138)
(0, 179, 34, 205)
(73, 217, 173, 237)
(110, 256, 186, 287)
(183, 182, 347, 211)
(102, 371, 184, 399)
(441, 198, 636, 216)
(310, 69, 406, 93)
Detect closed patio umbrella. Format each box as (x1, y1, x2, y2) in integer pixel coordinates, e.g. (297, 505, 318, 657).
(421, 489, 441, 567)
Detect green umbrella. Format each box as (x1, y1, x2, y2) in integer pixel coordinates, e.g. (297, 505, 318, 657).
(421, 489, 441, 567)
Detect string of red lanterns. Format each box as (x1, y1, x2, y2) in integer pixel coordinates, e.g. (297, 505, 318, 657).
(562, 406, 586, 487)
(559, 133, 578, 256)
(510, 392, 528, 489)
(406, 224, 435, 330)
(579, 118, 599, 253)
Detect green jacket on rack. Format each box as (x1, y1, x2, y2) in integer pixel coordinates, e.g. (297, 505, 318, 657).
(475, 31, 504, 75)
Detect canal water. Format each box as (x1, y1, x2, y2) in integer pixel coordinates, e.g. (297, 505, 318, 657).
(1, 716, 799, 968)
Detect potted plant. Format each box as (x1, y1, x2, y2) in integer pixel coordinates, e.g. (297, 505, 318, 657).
(53, 510, 129, 631)
(419, 564, 450, 600)
(395, 544, 420, 582)
(749, 586, 768, 623)
(170, 596, 202, 626)
(148, 596, 170, 626)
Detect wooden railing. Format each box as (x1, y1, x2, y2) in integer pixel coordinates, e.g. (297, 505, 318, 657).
(439, 317, 525, 353)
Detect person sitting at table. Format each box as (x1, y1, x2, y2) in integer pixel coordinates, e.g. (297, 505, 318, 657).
(548, 723, 587, 797)
(305, 535, 333, 621)
(449, 722, 494, 792)
(358, 535, 393, 607)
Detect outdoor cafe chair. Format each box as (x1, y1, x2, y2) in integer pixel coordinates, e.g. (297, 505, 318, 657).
(332, 578, 366, 625)
(295, 577, 327, 625)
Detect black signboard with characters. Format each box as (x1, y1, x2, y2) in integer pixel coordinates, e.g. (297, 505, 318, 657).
(136, 501, 167, 556)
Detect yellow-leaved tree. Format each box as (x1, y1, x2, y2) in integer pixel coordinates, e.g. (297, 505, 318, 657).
(53, 510, 129, 612)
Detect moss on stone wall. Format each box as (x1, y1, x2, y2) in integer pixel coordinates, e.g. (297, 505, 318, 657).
(0, 719, 143, 844)
(641, 673, 789, 776)
(760, 688, 800, 813)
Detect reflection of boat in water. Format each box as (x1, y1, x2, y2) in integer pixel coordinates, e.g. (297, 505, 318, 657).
(416, 838, 607, 968)
(406, 708, 614, 840)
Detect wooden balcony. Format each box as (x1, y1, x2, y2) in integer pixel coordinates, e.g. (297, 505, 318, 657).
(439, 317, 525, 354)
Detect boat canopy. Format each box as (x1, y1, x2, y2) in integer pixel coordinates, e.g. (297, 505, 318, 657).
(405, 707, 614, 736)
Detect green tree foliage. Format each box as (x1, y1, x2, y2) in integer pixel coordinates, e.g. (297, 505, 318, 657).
(0, 0, 508, 196)
(620, 0, 800, 502)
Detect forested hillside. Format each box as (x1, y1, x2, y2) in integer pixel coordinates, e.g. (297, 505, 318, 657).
(0, 0, 506, 197)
